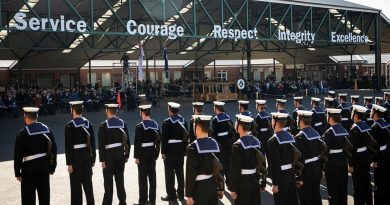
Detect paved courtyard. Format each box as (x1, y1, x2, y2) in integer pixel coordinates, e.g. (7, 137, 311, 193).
(0, 90, 383, 205)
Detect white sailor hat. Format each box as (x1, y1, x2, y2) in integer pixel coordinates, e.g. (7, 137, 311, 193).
(236, 114, 254, 123)
(324, 97, 335, 102)
(293, 96, 303, 100)
(351, 95, 360, 99)
(297, 110, 313, 117)
(326, 108, 342, 114)
(238, 100, 250, 105)
(192, 102, 204, 106)
(384, 92, 390, 96)
(375, 97, 383, 101)
(352, 105, 368, 113)
(23, 107, 39, 113)
(271, 112, 289, 119)
(168, 102, 181, 108)
(372, 104, 387, 113)
(192, 115, 213, 122)
(364, 96, 373, 101)
(138, 94, 146, 97)
(138, 104, 152, 110)
(338, 93, 348, 97)
(276, 99, 287, 103)
(256, 100, 266, 105)
(311, 97, 321, 102)
(213, 101, 225, 106)
(69, 101, 84, 106)
(328, 91, 336, 95)
(105, 104, 119, 108)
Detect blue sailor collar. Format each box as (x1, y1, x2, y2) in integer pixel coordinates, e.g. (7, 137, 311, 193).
(300, 127, 321, 141)
(339, 102, 351, 110)
(106, 117, 125, 129)
(238, 135, 261, 149)
(216, 113, 230, 122)
(168, 114, 185, 124)
(72, 117, 90, 128)
(374, 119, 390, 129)
(141, 120, 159, 130)
(353, 121, 371, 132)
(312, 106, 325, 114)
(366, 104, 373, 110)
(240, 111, 253, 118)
(25, 122, 50, 136)
(278, 110, 290, 116)
(194, 137, 220, 153)
(274, 130, 295, 144)
(385, 100, 390, 106)
(330, 124, 349, 136)
(258, 111, 271, 120)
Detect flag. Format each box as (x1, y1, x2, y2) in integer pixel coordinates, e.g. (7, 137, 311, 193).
(117, 90, 121, 108)
(163, 47, 169, 79)
(138, 44, 144, 81)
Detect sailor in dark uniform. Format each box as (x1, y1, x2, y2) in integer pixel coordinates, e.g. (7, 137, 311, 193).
(375, 97, 383, 106)
(161, 102, 188, 202)
(134, 105, 160, 205)
(338, 93, 353, 131)
(185, 115, 224, 205)
(311, 97, 326, 136)
(328, 91, 339, 108)
(255, 100, 273, 156)
(14, 107, 57, 205)
(364, 97, 374, 126)
(65, 101, 96, 205)
(291, 96, 305, 135)
(370, 104, 390, 205)
(384, 92, 390, 122)
(323, 108, 352, 205)
(230, 114, 265, 205)
(188, 102, 204, 143)
(98, 104, 130, 205)
(349, 105, 375, 205)
(295, 110, 326, 205)
(324, 97, 336, 109)
(351, 95, 360, 106)
(267, 112, 300, 205)
(211, 101, 235, 184)
(238, 100, 253, 117)
(276, 99, 293, 133)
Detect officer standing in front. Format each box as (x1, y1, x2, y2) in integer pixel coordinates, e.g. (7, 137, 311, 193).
(291, 97, 305, 135)
(98, 104, 130, 205)
(185, 115, 224, 205)
(134, 105, 160, 205)
(161, 102, 188, 202)
(311, 97, 327, 136)
(338, 93, 353, 131)
(65, 101, 96, 205)
(188, 102, 204, 143)
(14, 107, 57, 205)
(255, 100, 273, 156)
(267, 112, 300, 205)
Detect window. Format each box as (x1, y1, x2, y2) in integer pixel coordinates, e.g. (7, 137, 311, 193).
(102, 72, 111, 87)
(86, 73, 97, 85)
(174, 71, 181, 80)
(217, 70, 227, 81)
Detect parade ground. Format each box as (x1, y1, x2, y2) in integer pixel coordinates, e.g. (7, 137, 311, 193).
(0, 90, 384, 205)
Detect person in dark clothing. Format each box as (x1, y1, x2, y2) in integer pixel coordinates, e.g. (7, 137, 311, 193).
(276, 99, 294, 133)
(65, 101, 96, 205)
(188, 102, 204, 143)
(185, 115, 224, 205)
(375, 97, 383, 106)
(255, 100, 273, 156)
(14, 107, 57, 205)
(311, 97, 327, 136)
(351, 95, 361, 106)
(328, 91, 339, 108)
(291, 97, 305, 135)
(98, 104, 130, 205)
(338, 93, 353, 131)
(134, 105, 160, 205)
(161, 102, 188, 202)
(364, 97, 374, 126)
(324, 97, 336, 110)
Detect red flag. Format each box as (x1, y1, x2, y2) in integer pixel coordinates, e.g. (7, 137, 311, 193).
(117, 91, 121, 108)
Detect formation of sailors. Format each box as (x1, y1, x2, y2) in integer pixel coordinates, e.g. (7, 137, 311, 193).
(13, 90, 390, 205)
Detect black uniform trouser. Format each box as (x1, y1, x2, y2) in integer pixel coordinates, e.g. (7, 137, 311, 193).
(102, 159, 126, 205)
(21, 173, 50, 205)
(325, 164, 348, 205)
(273, 181, 299, 205)
(352, 165, 372, 205)
(298, 164, 322, 205)
(219, 141, 232, 184)
(138, 160, 156, 204)
(70, 165, 95, 205)
(374, 162, 390, 205)
(164, 154, 184, 198)
(234, 174, 261, 205)
(193, 178, 218, 205)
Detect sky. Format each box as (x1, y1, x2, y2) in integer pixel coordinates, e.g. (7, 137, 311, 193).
(346, 0, 390, 18)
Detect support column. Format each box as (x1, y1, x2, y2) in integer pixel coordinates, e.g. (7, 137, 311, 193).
(88, 60, 92, 84)
(375, 12, 382, 89)
(213, 60, 216, 80)
(246, 40, 251, 81)
(273, 58, 276, 77)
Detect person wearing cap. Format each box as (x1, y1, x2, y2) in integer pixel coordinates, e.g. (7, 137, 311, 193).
(267, 112, 300, 205)
(291, 97, 305, 135)
(384, 92, 390, 109)
(161, 102, 188, 201)
(348, 105, 376, 205)
(188, 102, 204, 143)
(255, 100, 273, 156)
(98, 104, 130, 205)
(14, 107, 57, 204)
(328, 91, 339, 108)
(323, 108, 352, 205)
(134, 105, 160, 205)
(324, 97, 335, 110)
(230, 114, 265, 205)
(185, 115, 224, 205)
(237, 100, 258, 140)
(370, 104, 390, 205)
(351, 95, 360, 106)
(276, 99, 294, 133)
(311, 98, 327, 136)
(337, 94, 353, 131)
(65, 101, 96, 205)
(295, 110, 326, 205)
(211, 101, 235, 184)
(375, 97, 383, 106)
(364, 97, 374, 126)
